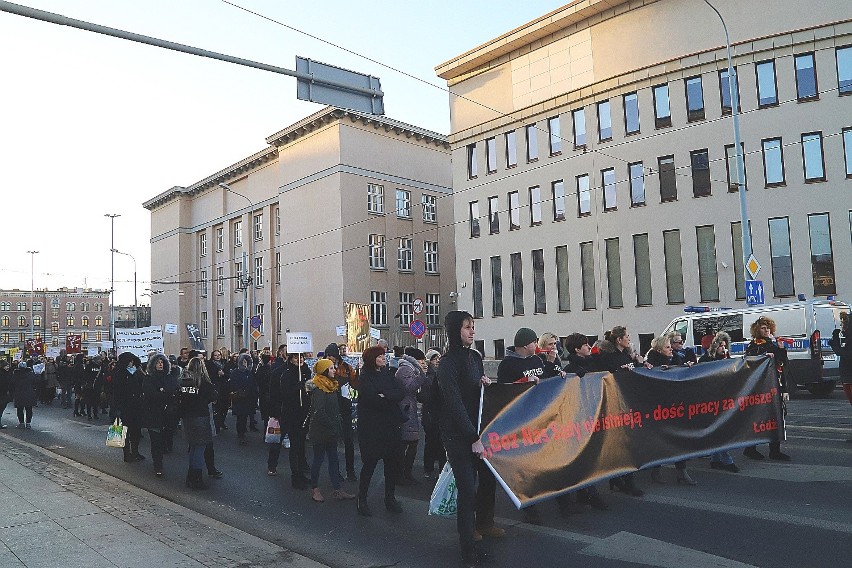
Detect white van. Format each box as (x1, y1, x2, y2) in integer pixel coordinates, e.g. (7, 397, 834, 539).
(663, 299, 850, 396)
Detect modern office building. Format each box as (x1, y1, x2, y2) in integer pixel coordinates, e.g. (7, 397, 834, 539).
(436, 0, 851, 357)
(144, 107, 454, 355)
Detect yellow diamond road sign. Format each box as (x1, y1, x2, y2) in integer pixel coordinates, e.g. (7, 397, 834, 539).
(746, 255, 761, 280)
(251, 328, 262, 341)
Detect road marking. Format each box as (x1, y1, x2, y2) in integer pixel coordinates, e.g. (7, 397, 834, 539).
(579, 531, 759, 568)
(788, 425, 851, 433)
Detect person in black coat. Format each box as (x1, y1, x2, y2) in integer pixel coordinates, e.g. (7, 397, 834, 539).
(56, 357, 72, 409)
(81, 355, 105, 420)
(828, 312, 851, 412)
(71, 354, 85, 417)
(228, 353, 258, 445)
(11, 361, 38, 428)
(356, 345, 406, 516)
(421, 349, 446, 478)
(0, 360, 11, 429)
(143, 353, 181, 477)
(266, 351, 311, 488)
(112, 352, 146, 462)
(178, 357, 218, 490)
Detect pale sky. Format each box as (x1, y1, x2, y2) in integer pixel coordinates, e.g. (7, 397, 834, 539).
(0, 0, 562, 307)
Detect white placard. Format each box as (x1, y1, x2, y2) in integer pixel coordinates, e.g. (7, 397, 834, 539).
(12, 352, 22, 361)
(335, 325, 346, 337)
(164, 324, 179, 334)
(33, 363, 45, 374)
(46, 347, 61, 359)
(286, 332, 313, 353)
(369, 327, 381, 339)
(115, 326, 164, 362)
(87, 347, 100, 357)
(101, 340, 114, 348)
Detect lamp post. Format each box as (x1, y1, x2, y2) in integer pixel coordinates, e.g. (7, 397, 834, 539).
(702, 0, 752, 279)
(27, 250, 38, 350)
(218, 183, 254, 350)
(104, 214, 120, 350)
(112, 249, 137, 328)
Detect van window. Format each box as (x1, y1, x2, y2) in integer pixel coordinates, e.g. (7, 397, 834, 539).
(763, 308, 806, 338)
(670, 319, 688, 339)
(692, 314, 744, 346)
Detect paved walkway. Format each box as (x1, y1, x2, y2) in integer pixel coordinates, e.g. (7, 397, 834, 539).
(0, 434, 329, 568)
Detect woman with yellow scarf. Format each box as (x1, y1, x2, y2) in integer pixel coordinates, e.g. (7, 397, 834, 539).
(307, 359, 356, 502)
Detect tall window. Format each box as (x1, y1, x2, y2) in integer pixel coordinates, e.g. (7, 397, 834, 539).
(217, 309, 225, 337)
(552, 180, 566, 221)
(525, 124, 538, 161)
(490, 256, 503, 317)
(397, 238, 413, 272)
(685, 76, 705, 121)
(467, 144, 478, 178)
(755, 60, 778, 106)
(200, 312, 208, 338)
(801, 132, 826, 182)
(795, 53, 818, 100)
(424, 241, 439, 274)
(548, 116, 561, 155)
(217, 267, 224, 295)
(577, 174, 591, 216)
(199, 233, 207, 257)
(95, 315, 103, 326)
(597, 100, 612, 141)
(399, 293, 414, 326)
(531, 249, 546, 314)
(633, 233, 652, 306)
(629, 162, 645, 206)
(200, 270, 208, 297)
(696, 226, 719, 301)
(33, 316, 41, 327)
(488, 196, 500, 234)
(508, 191, 521, 230)
(623, 92, 640, 134)
(234, 220, 242, 247)
(605, 238, 623, 308)
(67, 315, 74, 326)
(572, 108, 586, 148)
(396, 189, 411, 218)
(719, 68, 740, 114)
(663, 229, 685, 303)
(425, 294, 440, 326)
(368, 183, 385, 214)
(768, 217, 795, 297)
(691, 149, 711, 197)
(275, 252, 281, 283)
(253, 213, 263, 241)
(602, 168, 617, 211)
(580, 242, 596, 310)
(653, 84, 671, 128)
(1, 316, 8, 326)
(422, 194, 437, 222)
(254, 304, 264, 333)
(369, 234, 386, 269)
(658, 155, 677, 201)
(762, 138, 785, 186)
(370, 291, 387, 326)
(838, 46, 852, 95)
(844, 128, 852, 177)
(725, 143, 746, 192)
(471, 261, 483, 319)
(510, 252, 524, 316)
(235, 260, 243, 281)
(51, 322, 59, 333)
(529, 186, 542, 225)
(555, 245, 570, 311)
(81, 315, 89, 327)
(505, 130, 517, 167)
(0, 302, 8, 311)
(808, 213, 836, 295)
(275, 206, 280, 235)
(486, 137, 497, 173)
(469, 201, 480, 238)
(216, 227, 224, 251)
(254, 257, 264, 286)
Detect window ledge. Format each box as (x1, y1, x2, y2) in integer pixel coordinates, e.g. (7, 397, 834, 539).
(369, 267, 388, 272)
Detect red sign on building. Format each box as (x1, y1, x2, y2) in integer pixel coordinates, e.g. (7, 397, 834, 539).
(66, 334, 82, 354)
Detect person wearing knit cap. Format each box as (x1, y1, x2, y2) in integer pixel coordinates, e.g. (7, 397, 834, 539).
(420, 348, 445, 478)
(325, 342, 358, 481)
(305, 359, 355, 503)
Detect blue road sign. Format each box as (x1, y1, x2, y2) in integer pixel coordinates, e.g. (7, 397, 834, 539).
(250, 315, 262, 329)
(745, 280, 765, 306)
(409, 319, 426, 339)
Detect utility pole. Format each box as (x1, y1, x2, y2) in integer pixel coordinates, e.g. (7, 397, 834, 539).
(105, 214, 120, 352)
(27, 250, 38, 351)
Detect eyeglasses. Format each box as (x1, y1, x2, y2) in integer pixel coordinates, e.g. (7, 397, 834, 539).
(671, 340, 683, 344)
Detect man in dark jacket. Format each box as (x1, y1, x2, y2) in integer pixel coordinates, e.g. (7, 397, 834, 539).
(266, 351, 311, 488)
(497, 328, 545, 384)
(829, 313, 851, 416)
(82, 355, 105, 420)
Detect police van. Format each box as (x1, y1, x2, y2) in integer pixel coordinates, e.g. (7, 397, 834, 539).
(663, 298, 850, 396)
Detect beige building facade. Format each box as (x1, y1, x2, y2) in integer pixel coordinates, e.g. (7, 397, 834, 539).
(437, 0, 852, 357)
(144, 107, 454, 355)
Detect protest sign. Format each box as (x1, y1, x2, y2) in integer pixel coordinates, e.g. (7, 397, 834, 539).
(115, 326, 164, 362)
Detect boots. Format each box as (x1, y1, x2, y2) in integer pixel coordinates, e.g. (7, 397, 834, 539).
(650, 467, 666, 484)
(384, 493, 403, 513)
(676, 469, 698, 485)
(186, 469, 208, 490)
(622, 474, 644, 497)
(356, 494, 372, 516)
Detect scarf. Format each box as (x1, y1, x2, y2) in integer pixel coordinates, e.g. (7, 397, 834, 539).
(312, 373, 339, 394)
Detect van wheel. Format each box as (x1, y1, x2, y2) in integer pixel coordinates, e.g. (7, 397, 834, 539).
(806, 382, 835, 397)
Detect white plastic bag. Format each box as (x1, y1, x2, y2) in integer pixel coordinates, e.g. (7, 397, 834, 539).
(265, 417, 282, 444)
(106, 419, 128, 448)
(428, 462, 457, 518)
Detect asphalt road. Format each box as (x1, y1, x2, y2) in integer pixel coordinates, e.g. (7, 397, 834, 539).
(2, 389, 850, 568)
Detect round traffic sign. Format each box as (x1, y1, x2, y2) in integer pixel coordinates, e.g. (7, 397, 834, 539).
(409, 319, 426, 338)
(413, 297, 424, 314)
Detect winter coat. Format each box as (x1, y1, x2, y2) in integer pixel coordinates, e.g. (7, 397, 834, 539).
(420, 364, 440, 431)
(142, 354, 181, 429)
(646, 350, 677, 368)
(746, 338, 789, 391)
(44, 361, 59, 389)
(496, 348, 545, 384)
(306, 381, 342, 446)
(112, 353, 145, 428)
(178, 375, 216, 446)
(828, 328, 851, 383)
(358, 366, 405, 454)
(562, 353, 593, 377)
(593, 342, 635, 373)
(56, 360, 72, 390)
(71, 355, 85, 392)
(11, 367, 38, 408)
(267, 359, 310, 425)
(228, 354, 258, 416)
(437, 346, 484, 447)
(82, 360, 105, 396)
(396, 355, 427, 442)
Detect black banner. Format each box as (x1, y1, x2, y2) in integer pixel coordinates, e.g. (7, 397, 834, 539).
(480, 356, 783, 508)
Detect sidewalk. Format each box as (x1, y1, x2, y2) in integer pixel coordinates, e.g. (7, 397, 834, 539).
(0, 434, 329, 568)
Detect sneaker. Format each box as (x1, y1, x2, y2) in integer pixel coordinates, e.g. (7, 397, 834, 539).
(743, 447, 765, 460)
(25, 424, 31, 429)
(267, 469, 278, 476)
(0, 424, 6, 429)
(311, 487, 324, 503)
(208, 469, 224, 479)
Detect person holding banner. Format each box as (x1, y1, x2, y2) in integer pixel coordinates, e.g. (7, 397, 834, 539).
(698, 332, 740, 473)
(267, 351, 311, 488)
(437, 311, 490, 568)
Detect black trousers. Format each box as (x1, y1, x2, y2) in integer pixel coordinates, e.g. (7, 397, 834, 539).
(16, 406, 33, 424)
(358, 436, 399, 500)
(400, 440, 418, 479)
(474, 458, 496, 529)
(444, 439, 479, 557)
(148, 428, 165, 471)
(423, 423, 446, 473)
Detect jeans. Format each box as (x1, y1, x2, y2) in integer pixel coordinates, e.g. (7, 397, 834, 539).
(310, 442, 341, 490)
(16, 406, 33, 424)
(188, 444, 205, 470)
(444, 439, 479, 557)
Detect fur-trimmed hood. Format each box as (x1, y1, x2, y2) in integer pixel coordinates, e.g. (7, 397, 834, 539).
(116, 351, 142, 371)
(146, 353, 171, 376)
(236, 353, 253, 371)
(710, 332, 732, 356)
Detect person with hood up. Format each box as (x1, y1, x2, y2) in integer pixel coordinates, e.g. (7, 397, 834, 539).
(178, 357, 218, 490)
(228, 353, 258, 445)
(81, 355, 105, 420)
(325, 343, 359, 482)
(11, 361, 38, 428)
(306, 358, 355, 503)
(143, 353, 181, 477)
(437, 311, 490, 567)
(112, 352, 146, 462)
(395, 347, 429, 486)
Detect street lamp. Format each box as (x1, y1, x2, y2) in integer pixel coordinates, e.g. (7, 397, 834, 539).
(27, 250, 38, 350)
(112, 249, 137, 328)
(218, 182, 254, 349)
(702, 0, 751, 280)
(104, 213, 120, 350)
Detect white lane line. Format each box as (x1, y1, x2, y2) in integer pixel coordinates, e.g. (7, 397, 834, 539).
(579, 531, 759, 568)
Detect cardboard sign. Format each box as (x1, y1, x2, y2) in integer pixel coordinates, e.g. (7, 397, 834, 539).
(164, 324, 179, 334)
(335, 325, 346, 337)
(115, 326, 164, 362)
(286, 332, 313, 353)
(87, 347, 99, 356)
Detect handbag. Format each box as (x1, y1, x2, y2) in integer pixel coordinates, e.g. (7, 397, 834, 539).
(428, 462, 457, 519)
(105, 418, 128, 448)
(265, 417, 282, 444)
